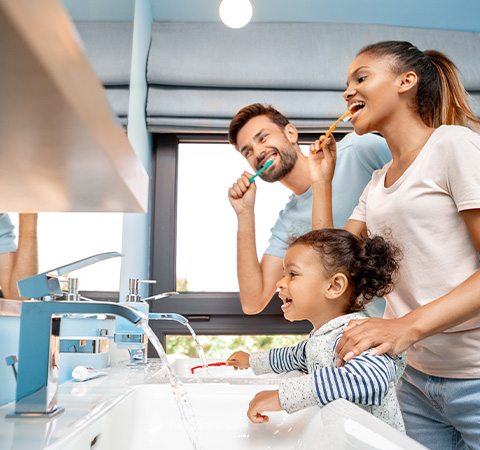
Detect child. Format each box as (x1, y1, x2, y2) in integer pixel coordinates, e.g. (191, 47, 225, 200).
(309, 41, 480, 449)
(227, 228, 406, 431)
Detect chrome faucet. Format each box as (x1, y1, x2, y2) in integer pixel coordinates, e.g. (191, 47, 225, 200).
(16, 252, 122, 300)
(115, 279, 179, 365)
(148, 312, 188, 325)
(144, 292, 179, 301)
(7, 300, 144, 419)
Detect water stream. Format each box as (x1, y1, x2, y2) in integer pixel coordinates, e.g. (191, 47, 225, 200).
(148, 313, 209, 372)
(185, 322, 209, 375)
(139, 320, 202, 450)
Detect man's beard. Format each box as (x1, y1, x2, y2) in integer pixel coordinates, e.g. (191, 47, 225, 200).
(258, 145, 298, 183)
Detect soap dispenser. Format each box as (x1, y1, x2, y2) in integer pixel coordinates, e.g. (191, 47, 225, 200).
(114, 278, 154, 364)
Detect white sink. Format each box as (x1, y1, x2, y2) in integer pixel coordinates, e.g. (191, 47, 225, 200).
(45, 383, 427, 450)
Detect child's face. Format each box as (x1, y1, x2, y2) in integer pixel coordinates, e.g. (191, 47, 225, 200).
(344, 52, 402, 136)
(277, 244, 334, 329)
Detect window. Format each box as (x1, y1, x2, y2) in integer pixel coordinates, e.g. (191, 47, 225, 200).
(176, 143, 291, 292)
(10, 212, 123, 292)
(149, 135, 313, 349)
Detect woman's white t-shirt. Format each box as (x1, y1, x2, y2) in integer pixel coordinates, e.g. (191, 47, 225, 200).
(350, 125, 480, 377)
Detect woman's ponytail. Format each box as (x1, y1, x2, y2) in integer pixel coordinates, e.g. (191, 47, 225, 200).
(425, 50, 480, 132)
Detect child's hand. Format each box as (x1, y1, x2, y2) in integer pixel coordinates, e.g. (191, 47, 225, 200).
(226, 351, 250, 370)
(308, 135, 337, 184)
(247, 390, 283, 424)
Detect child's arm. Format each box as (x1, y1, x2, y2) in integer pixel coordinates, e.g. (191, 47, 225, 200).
(279, 350, 405, 414)
(226, 351, 250, 370)
(249, 339, 309, 376)
(245, 350, 405, 424)
(247, 390, 282, 424)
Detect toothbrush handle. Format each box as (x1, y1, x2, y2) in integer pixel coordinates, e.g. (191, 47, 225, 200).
(311, 112, 351, 155)
(248, 159, 273, 183)
(248, 172, 260, 183)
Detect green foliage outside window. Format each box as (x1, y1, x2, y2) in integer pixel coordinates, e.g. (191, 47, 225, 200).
(166, 334, 306, 359)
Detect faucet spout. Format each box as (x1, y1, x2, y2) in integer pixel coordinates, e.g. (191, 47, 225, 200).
(143, 292, 179, 301)
(148, 312, 188, 325)
(9, 301, 145, 418)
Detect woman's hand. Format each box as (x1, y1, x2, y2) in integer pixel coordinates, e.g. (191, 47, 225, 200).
(335, 317, 416, 367)
(226, 351, 251, 370)
(308, 135, 337, 184)
(247, 390, 283, 423)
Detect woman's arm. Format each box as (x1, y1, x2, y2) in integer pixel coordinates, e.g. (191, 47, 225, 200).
(309, 136, 336, 230)
(335, 209, 480, 364)
(309, 136, 368, 237)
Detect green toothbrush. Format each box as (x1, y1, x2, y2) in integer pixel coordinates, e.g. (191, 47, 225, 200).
(249, 158, 274, 183)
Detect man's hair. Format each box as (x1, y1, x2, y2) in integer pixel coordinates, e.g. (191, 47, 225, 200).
(228, 103, 290, 147)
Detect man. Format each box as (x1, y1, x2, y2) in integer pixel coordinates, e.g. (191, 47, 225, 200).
(0, 213, 38, 299)
(228, 104, 391, 314)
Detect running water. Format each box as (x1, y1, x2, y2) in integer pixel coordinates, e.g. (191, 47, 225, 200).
(139, 320, 202, 450)
(185, 322, 209, 375)
(147, 313, 209, 372)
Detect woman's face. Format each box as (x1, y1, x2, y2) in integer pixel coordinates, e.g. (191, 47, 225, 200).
(343, 52, 402, 136)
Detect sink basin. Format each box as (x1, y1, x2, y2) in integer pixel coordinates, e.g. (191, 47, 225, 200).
(45, 383, 427, 450)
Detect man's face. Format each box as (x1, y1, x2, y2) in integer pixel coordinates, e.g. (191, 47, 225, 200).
(235, 115, 298, 182)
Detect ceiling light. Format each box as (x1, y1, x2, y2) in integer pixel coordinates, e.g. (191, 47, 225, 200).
(219, 0, 253, 29)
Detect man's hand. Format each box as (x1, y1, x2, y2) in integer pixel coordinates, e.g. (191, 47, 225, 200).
(247, 390, 283, 424)
(308, 135, 337, 184)
(228, 171, 256, 216)
(335, 317, 415, 366)
(226, 351, 250, 370)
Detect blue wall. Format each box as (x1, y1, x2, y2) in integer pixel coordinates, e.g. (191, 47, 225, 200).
(62, 0, 480, 33)
(152, 0, 480, 32)
(62, 0, 135, 21)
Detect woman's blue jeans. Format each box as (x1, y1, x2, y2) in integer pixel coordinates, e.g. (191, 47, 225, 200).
(397, 364, 480, 450)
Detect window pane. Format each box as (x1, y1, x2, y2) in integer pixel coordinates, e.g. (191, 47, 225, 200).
(176, 143, 291, 292)
(10, 212, 123, 292)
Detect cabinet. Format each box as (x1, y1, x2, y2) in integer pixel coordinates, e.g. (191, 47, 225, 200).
(0, 0, 148, 212)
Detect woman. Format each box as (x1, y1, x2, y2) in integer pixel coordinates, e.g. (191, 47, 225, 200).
(309, 41, 480, 448)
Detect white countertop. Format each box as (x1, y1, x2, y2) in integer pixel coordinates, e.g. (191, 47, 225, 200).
(0, 361, 170, 450)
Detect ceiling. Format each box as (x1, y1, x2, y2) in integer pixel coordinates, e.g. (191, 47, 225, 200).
(62, 0, 480, 32)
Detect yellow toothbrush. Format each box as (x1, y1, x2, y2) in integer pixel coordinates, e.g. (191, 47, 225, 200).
(311, 111, 352, 154)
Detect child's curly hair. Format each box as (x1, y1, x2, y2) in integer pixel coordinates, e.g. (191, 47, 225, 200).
(289, 229, 401, 312)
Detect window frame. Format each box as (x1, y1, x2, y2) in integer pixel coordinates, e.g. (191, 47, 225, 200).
(148, 133, 314, 347)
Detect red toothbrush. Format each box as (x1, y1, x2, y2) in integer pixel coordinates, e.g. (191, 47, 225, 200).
(191, 362, 226, 374)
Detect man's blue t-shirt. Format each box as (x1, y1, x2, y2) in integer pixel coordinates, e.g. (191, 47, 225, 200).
(264, 133, 391, 258)
(0, 214, 17, 255)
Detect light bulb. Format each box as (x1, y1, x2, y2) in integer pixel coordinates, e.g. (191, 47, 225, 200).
(219, 0, 253, 29)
